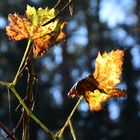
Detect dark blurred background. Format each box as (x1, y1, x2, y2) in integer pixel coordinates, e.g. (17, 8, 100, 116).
(0, 0, 140, 140)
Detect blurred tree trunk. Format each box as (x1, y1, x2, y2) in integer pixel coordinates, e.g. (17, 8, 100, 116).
(121, 50, 140, 140)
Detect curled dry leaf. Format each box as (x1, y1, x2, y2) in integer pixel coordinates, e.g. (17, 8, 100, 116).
(6, 5, 66, 57)
(68, 50, 126, 111)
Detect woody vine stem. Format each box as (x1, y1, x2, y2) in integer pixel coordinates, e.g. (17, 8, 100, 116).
(0, 38, 83, 140)
(10, 39, 56, 140)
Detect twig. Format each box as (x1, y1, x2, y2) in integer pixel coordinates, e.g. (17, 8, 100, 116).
(15, 45, 34, 113)
(42, 0, 72, 26)
(12, 112, 24, 133)
(0, 121, 18, 140)
(18, 43, 34, 79)
(54, 0, 73, 16)
(0, 80, 11, 87)
(57, 96, 83, 138)
(7, 87, 12, 119)
(22, 48, 34, 140)
(9, 86, 56, 140)
(69, 120, 77, 140)
(12, 39, 31, 86)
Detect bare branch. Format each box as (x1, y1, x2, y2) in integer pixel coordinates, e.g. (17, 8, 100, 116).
(0, 121, 18, 140)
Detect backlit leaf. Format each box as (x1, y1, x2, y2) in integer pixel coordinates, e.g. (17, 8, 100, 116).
(6, 13, 30, 41)
(68, 50, 126, 111)
(85, 90, 110, 111)
(6, 5, 66, 57)
(94, 50, 124, 89)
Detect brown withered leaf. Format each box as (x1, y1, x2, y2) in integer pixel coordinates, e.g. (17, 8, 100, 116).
(6, 5, 66, 57)
(6, 13, 30, 41)
(33, 21, 66, 57)
(68, 50, 126, 112)
(68, 74, 99, 98)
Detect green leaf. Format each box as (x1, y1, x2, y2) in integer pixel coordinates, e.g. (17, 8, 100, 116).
(26, 5, 38, 25)
(37, 7, 58, 25)
(26, 5, 58, 26)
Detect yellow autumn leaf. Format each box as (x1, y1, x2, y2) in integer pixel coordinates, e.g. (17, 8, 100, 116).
(84, 90, 110, 111)
(6, 5, 66, 57)
(94, 50, 124, 89)
(68, 50, 126, 112)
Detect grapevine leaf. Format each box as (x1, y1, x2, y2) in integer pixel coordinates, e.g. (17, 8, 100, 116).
(68, 50, 126, 111)
(85, 90, 110, 111)
(94, 50, 124, 90)
(6, 13, 30, 41)
(26, 5, 38, 25)
(6, 5, 66, 57)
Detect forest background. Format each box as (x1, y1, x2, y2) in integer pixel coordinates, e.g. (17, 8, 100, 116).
(0, 0, 140, 140)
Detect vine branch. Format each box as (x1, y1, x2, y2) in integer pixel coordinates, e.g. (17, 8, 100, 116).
(57, 96, 83, 138)
(69, 120, 77, 140)
(9, 86, 56, 140)
(43, 0, 73, 26)
(12, 39, 31, 86)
